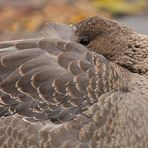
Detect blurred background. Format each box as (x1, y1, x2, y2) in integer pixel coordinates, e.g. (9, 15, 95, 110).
(0, 0, 148, 41)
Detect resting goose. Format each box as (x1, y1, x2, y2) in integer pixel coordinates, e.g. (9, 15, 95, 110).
(0, 16, 148, 148)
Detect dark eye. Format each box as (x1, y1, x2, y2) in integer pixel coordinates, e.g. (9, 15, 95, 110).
(79, 37, 90, 45)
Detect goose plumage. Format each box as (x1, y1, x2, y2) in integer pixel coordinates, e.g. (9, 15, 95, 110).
(0, 16, 148, 148)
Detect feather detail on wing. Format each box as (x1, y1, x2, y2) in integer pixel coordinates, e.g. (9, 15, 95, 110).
(0, 23, 129, 124)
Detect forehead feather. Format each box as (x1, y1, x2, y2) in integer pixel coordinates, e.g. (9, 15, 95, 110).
(74, 16, 102, 32)
(73, 16, 119, 34)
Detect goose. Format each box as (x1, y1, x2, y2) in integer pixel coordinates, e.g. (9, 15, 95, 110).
(0, 16, 148, 148)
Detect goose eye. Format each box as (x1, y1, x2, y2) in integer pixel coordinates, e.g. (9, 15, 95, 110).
(79, 37, 90, 45)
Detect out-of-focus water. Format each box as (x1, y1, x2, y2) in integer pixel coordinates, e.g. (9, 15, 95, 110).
(117, 16, 148, 35)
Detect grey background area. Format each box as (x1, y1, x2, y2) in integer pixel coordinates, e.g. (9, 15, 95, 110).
(117, 16, 148, 35)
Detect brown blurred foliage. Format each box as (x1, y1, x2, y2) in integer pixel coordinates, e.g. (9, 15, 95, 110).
(0, 0, 147, 40)
(0, 0, 110, 40)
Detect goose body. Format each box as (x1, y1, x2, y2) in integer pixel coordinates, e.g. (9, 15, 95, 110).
(0, 16, 148, 148)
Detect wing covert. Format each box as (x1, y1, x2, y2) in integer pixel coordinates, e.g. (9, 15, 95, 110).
(0, 23, 130, 123)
